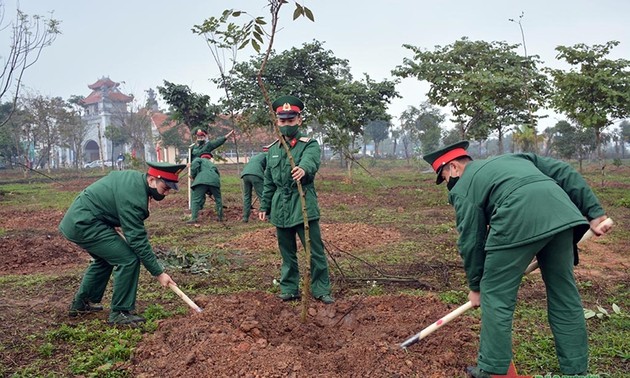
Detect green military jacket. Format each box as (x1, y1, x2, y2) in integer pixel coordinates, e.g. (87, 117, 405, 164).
(448, 153, 605, 291)
(260, 132, 321, 228)
(240, 152, 267, 179)
(190, 136, 228, 160)
(58, 171, 164, 276)
(190, 157, 221, 188)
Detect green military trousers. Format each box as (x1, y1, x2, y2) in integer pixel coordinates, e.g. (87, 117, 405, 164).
(72, 226, 142, 312)
(478, 228, 588, 375)
(276, 220, 331, 298)
(191, 184, 223, 221)
(242, 174, 263, 221)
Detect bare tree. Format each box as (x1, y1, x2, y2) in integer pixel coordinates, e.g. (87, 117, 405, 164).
(0, 2, 60, 126)
(110, 103, 152, 163)
(59, 96, 91, 169)
(22, 94, 68, 172)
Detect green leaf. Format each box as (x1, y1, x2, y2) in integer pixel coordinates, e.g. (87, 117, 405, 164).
(304, 7, 315, 22)
(251, 39, 260, 53)
(253, 31, 264, 44)
(597, 305, 609, 316)
(232, 11, 242, 17)
(584, 309, 596, 319)
(238, 40, 249, 50)
(612, 303, 621, 314)
(293, 7, 303, 20)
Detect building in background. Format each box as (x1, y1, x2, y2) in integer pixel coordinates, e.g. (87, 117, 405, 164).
(81, 77, 133, 164)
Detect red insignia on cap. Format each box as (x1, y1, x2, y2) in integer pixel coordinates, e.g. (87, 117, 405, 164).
(432, 148, 469, 172)
(147, 167, 179, 182)
(276, 103, 301, 113)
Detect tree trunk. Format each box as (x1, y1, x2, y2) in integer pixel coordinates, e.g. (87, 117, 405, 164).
(595, 127, 605, 186)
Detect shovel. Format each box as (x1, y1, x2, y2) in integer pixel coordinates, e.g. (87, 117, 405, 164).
(169, 283, 203, 313)
(400, 218, 614, 349)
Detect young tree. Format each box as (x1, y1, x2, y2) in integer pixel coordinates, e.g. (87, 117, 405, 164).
(57, 98, 90, 170)
(226, 40, 352, 129)
(547, 41, 630, 168)
(114, 105, 152, 163)
(22, 94, 68, 171)
(619, 119, 630, 159)
(211, 0, 317, 321)
(192, 10, 252, 171)
(364, 120, 389, 157)
(0, 101, 26, 166)
(400, 102, 444, 156)
(0, 3, 60, 126)
(327, 74, 398, 177)
(393, 37, 548, 151)
(226, 40, 398, 175)
(104, 124, 129, 167)
(159, 125, 189, 161)
(157, 81, 220, 137)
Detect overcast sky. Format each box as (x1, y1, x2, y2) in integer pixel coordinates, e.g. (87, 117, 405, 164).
(6, 0, 630, 132)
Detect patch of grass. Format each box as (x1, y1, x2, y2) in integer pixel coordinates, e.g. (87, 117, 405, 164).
(26, 320, 142, 377)
(0, 183, 78, 210)
(2, 159, 629, 377)
(438, 290, 467, 305)
(588, 314, 630, 373)
(512, 300, 630, 377)
(512, 306, 560, 373)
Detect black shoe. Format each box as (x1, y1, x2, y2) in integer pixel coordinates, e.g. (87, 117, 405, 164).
(315, 294, 335, 304)
(278, 293, 301, 301)
(466, 366, 492, 378)
(107, 311, 146, 325)
(68, 298, 104, 317)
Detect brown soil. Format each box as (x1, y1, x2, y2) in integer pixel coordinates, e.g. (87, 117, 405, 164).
(1, 167, 628, 377)
(129, 293, 477, 378)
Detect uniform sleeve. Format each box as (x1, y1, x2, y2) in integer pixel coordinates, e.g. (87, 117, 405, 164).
(451, 193, 488, 291)
(260, 158, 276, 214)
(516, 154, 605, 220)
(118, 197, 164, 276)
(298, 140, 320, 183)
(190, 159, 201, 179)
(201, 136, 227, 154)
(261, 155, 267, 172)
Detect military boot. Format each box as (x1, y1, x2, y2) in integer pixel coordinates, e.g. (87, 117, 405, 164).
(68, 298, 104, 317)
(108, 311, 146, 325)
(315, 294, 335, 304)
(278, 293, 301, 301)
(466, 366, 492, 378)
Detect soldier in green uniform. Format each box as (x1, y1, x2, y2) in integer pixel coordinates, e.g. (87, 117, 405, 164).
(258, 95, 334, 304)
(188, 153, 223, 224)
(423, 141, 612, 377)
(191, 128, 235, 160)
(59, 162, 186, 325)
(241, 147, 268, 222)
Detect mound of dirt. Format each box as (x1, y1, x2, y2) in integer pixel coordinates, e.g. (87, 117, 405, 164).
(129, 292, 477, 378)
(0, 231, 89, 275)
(222, 223, 402, 253)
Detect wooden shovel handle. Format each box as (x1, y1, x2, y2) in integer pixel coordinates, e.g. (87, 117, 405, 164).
(169, 283, 203, 313)
(400, 217, 613, 349)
